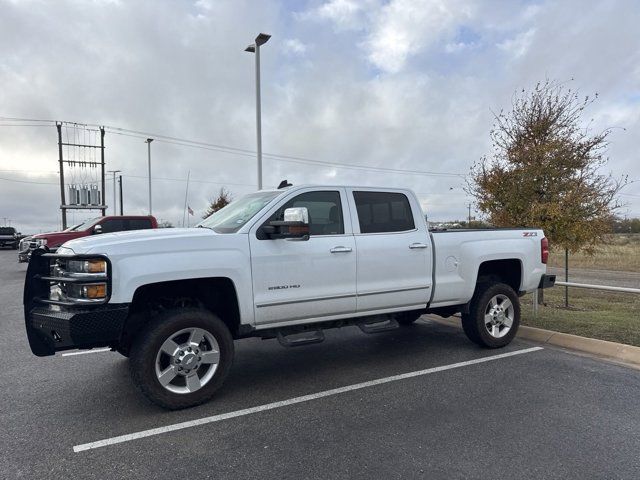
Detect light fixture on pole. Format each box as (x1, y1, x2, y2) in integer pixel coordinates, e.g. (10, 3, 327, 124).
(145, 138, 154, 215)
(245, 33, 271, 190)
(107, 170, 121, 215)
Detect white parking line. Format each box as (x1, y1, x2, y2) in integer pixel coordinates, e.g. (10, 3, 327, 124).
(61, 348, 111, 357)
(73, 346, 543, 452)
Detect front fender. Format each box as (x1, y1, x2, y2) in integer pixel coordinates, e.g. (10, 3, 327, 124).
(109, 248, 254, 325)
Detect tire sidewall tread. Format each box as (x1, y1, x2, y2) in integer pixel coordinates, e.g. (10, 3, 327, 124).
(461, 282, 520, 348)
(129, 308, 234, 410)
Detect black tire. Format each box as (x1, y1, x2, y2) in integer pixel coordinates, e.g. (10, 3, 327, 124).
(129, 308, 234, 410)
(395, 310, 423, 326)
(461, 282, 520, 348)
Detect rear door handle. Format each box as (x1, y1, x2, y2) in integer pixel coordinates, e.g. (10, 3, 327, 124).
(330, 246, 352, 253)
(409, 243, 429, 249)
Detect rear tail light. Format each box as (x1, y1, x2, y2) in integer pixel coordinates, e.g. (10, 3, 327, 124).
(541, 237, 549, 264)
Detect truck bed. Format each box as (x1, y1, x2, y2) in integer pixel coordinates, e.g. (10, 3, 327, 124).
(428, 228, 546, 307)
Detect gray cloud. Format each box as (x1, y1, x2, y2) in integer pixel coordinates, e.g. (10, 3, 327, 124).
(1, 0, 639, 234)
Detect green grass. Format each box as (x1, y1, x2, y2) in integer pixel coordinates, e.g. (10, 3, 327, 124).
(521, 286, 640, 347)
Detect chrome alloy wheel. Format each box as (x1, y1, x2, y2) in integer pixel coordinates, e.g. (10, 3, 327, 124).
(154, 327, 220, 394)
(484, 294, 514, 339)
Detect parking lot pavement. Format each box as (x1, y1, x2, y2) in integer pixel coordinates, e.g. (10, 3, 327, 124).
(2, 249, 640, 479)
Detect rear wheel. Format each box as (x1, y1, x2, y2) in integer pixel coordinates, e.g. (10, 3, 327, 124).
(461, 283, 520, 348)
(129, 308, 234, 409)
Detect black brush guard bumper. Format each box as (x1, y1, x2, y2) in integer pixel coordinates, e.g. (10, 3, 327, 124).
(24, 249, 129, 356)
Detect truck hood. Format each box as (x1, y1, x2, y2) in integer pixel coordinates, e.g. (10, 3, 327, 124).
(62, 227, 223, 255)
(32, 230, 86, 247)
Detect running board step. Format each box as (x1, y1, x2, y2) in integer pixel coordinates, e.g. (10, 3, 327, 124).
(357, 315, 399, 334)
(277, 329, 325, 347)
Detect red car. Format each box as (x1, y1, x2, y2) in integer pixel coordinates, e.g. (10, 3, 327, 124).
(19, 215, 157, 262)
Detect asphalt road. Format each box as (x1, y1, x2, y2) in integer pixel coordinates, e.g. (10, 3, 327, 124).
(547, 266, 640, 289)
(1, 248, 640, 479)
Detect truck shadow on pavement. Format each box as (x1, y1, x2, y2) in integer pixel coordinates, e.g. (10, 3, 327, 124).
(77, 320, 517, 419)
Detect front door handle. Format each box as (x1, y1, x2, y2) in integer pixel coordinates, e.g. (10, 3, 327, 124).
(409, 242, 429, 249)
(330, 246, 352, 253)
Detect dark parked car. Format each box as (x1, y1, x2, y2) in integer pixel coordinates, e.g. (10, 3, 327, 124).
(0, 227, 19, 249)
(18, 215, 157, 262)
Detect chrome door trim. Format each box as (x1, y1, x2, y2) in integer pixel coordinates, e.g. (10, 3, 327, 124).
(256, 293, 357, 308)
(255, 285, 429, 308)
(357, 285, 430, 297)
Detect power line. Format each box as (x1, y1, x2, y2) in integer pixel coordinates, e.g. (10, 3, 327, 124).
(2, 116, 466, 178)
(0, 176, 58, 185)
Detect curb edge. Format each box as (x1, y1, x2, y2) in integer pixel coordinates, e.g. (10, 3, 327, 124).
(426, 315, 640, 368)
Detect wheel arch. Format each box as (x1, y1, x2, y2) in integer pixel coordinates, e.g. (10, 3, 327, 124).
(474, 258, 523, 294)
(118, 277, 242, 354)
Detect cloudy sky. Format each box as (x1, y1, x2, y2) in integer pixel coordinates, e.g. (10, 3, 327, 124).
(1, 0, 639, 233)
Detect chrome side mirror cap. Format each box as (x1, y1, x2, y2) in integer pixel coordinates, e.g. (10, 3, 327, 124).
(283, 207, 309, 225)
(93, 224, 103, 234)
(263, 207, 310, 240)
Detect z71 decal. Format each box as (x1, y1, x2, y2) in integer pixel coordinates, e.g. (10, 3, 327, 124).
(522, 232, 538, 237)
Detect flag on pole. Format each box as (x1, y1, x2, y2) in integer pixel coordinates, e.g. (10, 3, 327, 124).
(188, 206, 194, 216)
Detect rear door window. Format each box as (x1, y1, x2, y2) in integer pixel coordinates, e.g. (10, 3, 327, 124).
(353, 191, 415, 233)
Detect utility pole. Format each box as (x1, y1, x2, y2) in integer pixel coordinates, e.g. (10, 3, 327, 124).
(145, 138, 153, 214)
(56, 122, 67, 229)
(467, 203, 472, 226)
(107, 170, 121, 215)
(182, 170, 190, 228)
(245, 33, 271, 190)
(100, 127, 106, 216)
(118, 174, 124, 215)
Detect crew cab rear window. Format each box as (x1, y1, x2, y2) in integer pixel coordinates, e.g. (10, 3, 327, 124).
(353, 191, 415, 233)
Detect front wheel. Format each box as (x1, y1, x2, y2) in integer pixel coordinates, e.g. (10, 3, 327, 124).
(129, 308, 234, 409)
(461, 283, 520, 348)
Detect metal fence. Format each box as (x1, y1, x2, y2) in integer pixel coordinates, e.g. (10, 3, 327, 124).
(531, 281, 640, 316)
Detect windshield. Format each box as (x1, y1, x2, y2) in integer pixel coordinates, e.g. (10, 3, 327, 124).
(198, 191, 281, 233)
(74, 217, 101, 231)
(64, 223, 82, 232)
(0, 227, 16, 235)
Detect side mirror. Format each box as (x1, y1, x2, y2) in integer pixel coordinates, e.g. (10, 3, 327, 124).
(264, 207, 310, 240)
(93, 224, 103, 234)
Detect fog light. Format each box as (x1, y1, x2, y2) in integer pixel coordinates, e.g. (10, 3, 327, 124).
(66, 283, 107, 300)
(83, 284, 107, 299)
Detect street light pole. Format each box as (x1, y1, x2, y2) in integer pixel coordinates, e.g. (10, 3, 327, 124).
(145, 138, 154, 215)
(107, 170, 121, 215)
(245, 33, 271, 190)
(118, 174, 124, 215)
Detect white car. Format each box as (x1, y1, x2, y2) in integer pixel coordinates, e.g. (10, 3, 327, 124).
(24, 185, 555, 409)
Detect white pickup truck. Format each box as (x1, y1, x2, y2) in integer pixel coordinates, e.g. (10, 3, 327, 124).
(25, 185, 555, 409)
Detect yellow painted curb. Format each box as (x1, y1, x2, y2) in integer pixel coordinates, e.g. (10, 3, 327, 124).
(425, 315, 640, 368)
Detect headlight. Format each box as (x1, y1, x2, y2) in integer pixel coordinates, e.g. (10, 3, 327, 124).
(66, 283, 107, 300)
(67, 259, 107, 274)
(35, 238, 48, 246)
(47, 256, 110, 304)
